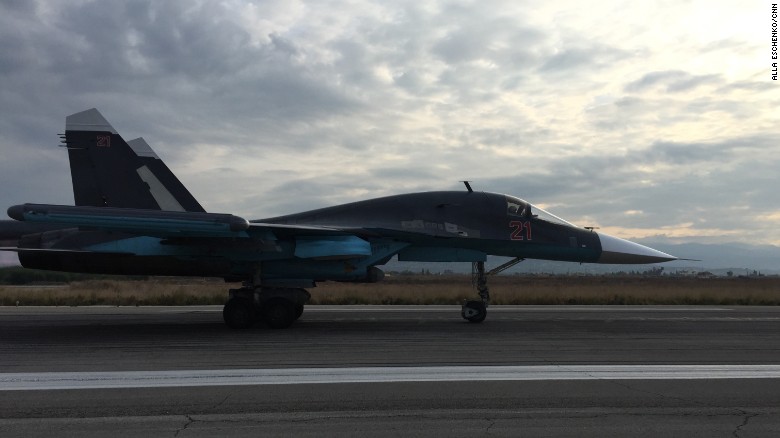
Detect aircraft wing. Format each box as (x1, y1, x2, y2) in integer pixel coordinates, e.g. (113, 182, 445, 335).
(4, 203, 376, 259)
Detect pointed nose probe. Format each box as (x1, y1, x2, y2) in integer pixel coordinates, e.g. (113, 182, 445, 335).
(596, 232, 676, 264)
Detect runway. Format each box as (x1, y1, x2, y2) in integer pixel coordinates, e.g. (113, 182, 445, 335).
(2, 305, 780, 436)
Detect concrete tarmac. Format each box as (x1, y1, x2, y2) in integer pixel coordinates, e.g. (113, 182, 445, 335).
(2, 305, 780, 436)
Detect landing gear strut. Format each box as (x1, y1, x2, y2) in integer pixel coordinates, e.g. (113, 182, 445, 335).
(462, 262, 489, 323)
(461, 257, 524, 323)
(223, 287, 311, 329)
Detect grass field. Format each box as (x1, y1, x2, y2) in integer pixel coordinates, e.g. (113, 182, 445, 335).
(1, 275, 779, 306)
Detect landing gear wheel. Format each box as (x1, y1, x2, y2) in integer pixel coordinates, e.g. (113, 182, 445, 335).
(294, 304, 304, 321)
(461, 300, 487, 323)
(223, 297, 256, 329)
(262, 298, 297, 329)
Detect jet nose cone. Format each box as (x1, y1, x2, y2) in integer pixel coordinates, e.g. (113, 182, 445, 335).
(596, 233, 676, 264)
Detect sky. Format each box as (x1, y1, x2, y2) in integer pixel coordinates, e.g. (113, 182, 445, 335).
(0, 0, 778, 254)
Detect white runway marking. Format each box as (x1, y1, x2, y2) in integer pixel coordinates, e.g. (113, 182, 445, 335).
(3, 365, 780, 391)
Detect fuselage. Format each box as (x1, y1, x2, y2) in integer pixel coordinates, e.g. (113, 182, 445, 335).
(258, 191, 604, 263)
(3, 191, 675, 283)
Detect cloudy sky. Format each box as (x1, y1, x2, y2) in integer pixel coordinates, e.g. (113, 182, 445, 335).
(1, 0, 778, 249)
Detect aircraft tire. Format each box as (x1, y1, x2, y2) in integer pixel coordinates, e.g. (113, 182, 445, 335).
(223, 297, 256, 329)
(294, 304, 304, 321)
(262, 298, 297, 329)
(461, 300, 487, 323)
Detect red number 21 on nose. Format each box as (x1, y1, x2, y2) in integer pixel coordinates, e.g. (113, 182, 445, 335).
(510, 221, 532, 241)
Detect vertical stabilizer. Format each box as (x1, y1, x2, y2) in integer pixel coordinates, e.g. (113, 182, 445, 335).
(64, 109, 205, 212)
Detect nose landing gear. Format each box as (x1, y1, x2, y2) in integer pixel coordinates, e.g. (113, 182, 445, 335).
(461, 257, 524, 323)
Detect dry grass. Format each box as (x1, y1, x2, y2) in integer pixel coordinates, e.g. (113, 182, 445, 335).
(0, 279, 227, 306)
(312, 276, 780, 306)
(1, 275, 779, 306)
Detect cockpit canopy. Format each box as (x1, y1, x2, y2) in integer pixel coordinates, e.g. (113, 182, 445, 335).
(505, 195, 576, 227)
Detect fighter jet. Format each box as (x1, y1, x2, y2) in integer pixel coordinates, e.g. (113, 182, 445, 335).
(0, 109, 676, 329)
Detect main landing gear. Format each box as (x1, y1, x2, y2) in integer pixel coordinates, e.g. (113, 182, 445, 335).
(223, 287, 310, 330)
(461, 257, 524, 323)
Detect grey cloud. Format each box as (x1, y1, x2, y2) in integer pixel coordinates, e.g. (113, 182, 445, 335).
(474, 133, 779, 213)
(538, 49, 594, 72)
(251, 175, 389, 218)
(585, 93, 755, 133)
(624, 70, 721, 93)
(717, 81, 767, 93)
(433, 31, 489, 64)
(666, 75, 720, 93)
(393, 70, 425, 93)
(59, 1, 256, 81)
(0, 149, 72, 206)
(625, 71, 687, 91)
(372, 166, 437, 181)
(330, 38, 376, 87)
(683, 98, 756, 120)
(572, 136, 776, 176)
(268, 33, 300, 57)
(2, 2, 359, 123)
(0, 0, 34, 14)
(430, 10, 543, 68)
(636, 140, 728, 164)
(538, 45, 628, 73)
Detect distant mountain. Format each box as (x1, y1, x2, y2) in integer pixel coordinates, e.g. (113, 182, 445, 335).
(637, 241, 780, 273)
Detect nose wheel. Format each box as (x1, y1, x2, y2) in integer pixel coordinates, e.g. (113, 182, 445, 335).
(461, 300, 487, 323)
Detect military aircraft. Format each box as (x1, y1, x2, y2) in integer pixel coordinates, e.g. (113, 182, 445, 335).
(0, 109, 676, 329)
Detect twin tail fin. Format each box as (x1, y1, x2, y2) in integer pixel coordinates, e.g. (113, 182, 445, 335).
(63, 109, 205, 212)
